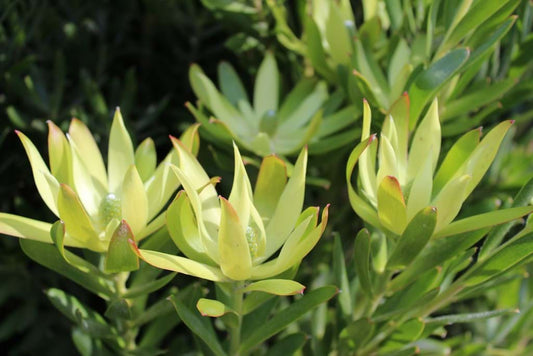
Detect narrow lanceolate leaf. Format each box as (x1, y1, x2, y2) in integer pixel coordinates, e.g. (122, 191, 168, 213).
(166, 191, 211, 264)
(46, 288, 115, 338)
(377, 176, 407, 235)
(463, 232, 533, 287)
(57, 184, 100, 250)
(121, 165, 148, 236)
(105, 220, 139, 273)
(407, 99, 441, 179)
(168, 295, 227, 356)
(133, 247, 227, 281)
(189, 64, 249, 137)
(16, 131, 60, 215)
(409, 48, 470, 128)
(433, 128, 481, 196)
(108, 108, 135, 193)
(218, 62, 249, 107)
(68, 119, 107, 189)
(180, 123, 201, 156)
(254, 52, 279, 118)
(239, 286, 338, 354)
(242, 280, 305, 296)
(253, 155, 287, 220)
(432, 175, 471, 232)
(434, 206, 533, 239)
(406, 152, 433, 221)
(346, 136, 382, 228)
(354, 229, 373, 295)
(196, 298, 236, 317)
(228, 143, 254, 233)
(333, 233, 352, 316)
(20, 240, 114, 298)
(50, 220, 92, 271)
(47, 121, 72, 185)
(135, 138, 157, 182)
(459, 120, 514, 197)
(387, 207, 437, 270)
(0, 213, 54, 244)
(218, 197, 252, 280)
(264, 147, 307, 258)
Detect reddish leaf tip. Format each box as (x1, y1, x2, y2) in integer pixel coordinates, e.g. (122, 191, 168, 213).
(362, 97, 368, 103)
(509, 120, 515, 124)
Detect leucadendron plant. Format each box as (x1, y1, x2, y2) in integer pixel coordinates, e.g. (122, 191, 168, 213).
(188, 52, 361, 156)
(0, 109, 200, 354)
(329, 96, 533, 354)
(129, 137, 334, 355)
(268, 0, 527, 135)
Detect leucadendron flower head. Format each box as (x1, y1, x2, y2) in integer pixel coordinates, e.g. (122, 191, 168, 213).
(0, 108, 198, 255)
(187, 52, 360, 156)
(347, 95, 532, 239)
(130, 139, 329, 282)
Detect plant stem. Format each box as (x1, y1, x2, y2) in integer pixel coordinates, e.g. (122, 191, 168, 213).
(229, 281, 245, 356)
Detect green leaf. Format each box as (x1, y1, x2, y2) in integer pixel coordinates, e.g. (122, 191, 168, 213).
(432, 175, 471, 232)
(57, 184, 100, 250)
(346, 136, 382, 228)
(409, 48, 470, 127)
(253, 155, 287, 220)
(108, 108, 135, 193)
(135, 138, 157, 182)
(180, 123, 201, 156)
(218, 197, 252, 280)
(263, 147, 307, 258)
(46, 288, 115, 339)
(218, 62, 249, 107)
(433, 128, 481, 195)
(168, 294, 227, 356)
(16, 130, 60, 215)
(105, 220, 139, 273)
(354, 228, 373, 295)
(254, 52, 279, 118)
(439, 0, 512, 55)
(0, 213, 54, 244)
(304, 17, 336, 81)
(47, 120, 72, 185)
(377, 176, 407, 235)
(407, 99, 440, 179)
(265, 333, 307, 356)
(121, 165, 149, 236)
(390, 318, 425, 343)
(242, 279, 305, 296)
(460, 120, 514, 197)
(434, 206, 533, 239)
(425, 308, 518, 325)
(68, 119, 108, 190)
(196, 298, 237, 318)
(325, 1, 352, 66)
(333, 233, 352, 316)
(387, 207, 437, 270)
(189, 64, 249, 137)
(239, 285, 338, 353)
(134, 247, 227, 282)
(463, 232, 533, 286)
